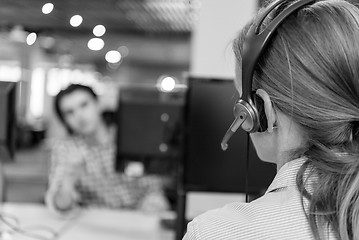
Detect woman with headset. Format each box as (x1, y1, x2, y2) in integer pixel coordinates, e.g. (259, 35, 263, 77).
(184, 0, 359, 239)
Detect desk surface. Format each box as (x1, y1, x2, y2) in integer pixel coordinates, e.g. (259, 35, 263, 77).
(0, 203, 175, 240)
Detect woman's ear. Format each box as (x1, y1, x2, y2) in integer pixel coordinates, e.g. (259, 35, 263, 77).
(256, 89, 276, 133)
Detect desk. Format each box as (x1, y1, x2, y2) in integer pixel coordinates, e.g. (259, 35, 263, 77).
(0, 203, 175, 240)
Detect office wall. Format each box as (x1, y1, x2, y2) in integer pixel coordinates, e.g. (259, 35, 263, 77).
(190, 0, 257, 79)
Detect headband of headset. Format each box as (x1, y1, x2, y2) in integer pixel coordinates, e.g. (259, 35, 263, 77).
(221, 0, 315, 151)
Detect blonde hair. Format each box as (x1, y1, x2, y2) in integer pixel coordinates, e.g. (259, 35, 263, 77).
(233, 1, 359, 239)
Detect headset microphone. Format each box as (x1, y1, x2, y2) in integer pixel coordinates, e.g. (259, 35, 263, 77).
(221, 110, 247, 151)
(221, 0, 315, 151)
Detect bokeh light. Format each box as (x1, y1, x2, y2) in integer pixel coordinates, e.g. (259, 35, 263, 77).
(42, 3, 54, 14)
(160, 76, 176, 92)
(105, 50, 122, 63)
(93, 25, 106, 37)
(26, 32, 37, 45)
(87, 38, 104, 51)
(70, 15, 83, 27)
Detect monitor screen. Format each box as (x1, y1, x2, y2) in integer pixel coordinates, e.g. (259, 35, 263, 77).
(0, 81, 17, 162)
(183, 77, 276, 194)
(115, 85, 185, 173)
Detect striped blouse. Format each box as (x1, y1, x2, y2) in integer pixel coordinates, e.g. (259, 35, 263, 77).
(183, 159, 336, 240)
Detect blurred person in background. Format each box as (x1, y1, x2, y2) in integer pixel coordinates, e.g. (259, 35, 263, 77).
(45, 84, 169, 215)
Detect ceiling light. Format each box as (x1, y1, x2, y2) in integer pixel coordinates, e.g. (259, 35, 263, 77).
(42, 3, 54, 14)
(87, 38, 104, 51)
(70, 15, 83, 27)
(158, 76, 176, 92)
(26, 32, 37, 45)
(93, 25, 106, 37)
(105, 50, 122, 63)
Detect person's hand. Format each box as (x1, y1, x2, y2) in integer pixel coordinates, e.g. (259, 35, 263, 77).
(53, 145, 85, 212)
(54, 179, 80, 212)
(139, 192, 170, 213)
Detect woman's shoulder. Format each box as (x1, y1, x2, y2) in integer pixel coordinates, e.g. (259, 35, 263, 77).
(186, 192, 314, 239)
(185, 202, 253, 239)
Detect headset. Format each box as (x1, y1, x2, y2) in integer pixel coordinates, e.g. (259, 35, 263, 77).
(221, 0, 315, 151)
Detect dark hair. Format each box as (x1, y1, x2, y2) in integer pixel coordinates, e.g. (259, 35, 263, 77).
(233, 0, 359, 239)
(54, 84, 98, 135)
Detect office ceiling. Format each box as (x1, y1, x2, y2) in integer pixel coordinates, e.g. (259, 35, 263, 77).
(0, 0, 201, 36)
(0, 0, 201, 66)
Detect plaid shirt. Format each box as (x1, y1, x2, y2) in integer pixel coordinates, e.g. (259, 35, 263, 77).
(183, 159, 336, 240)
(45, 131, 169, 214)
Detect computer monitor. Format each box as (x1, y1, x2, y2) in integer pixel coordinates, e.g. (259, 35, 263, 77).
(0, 81, 17, 162)
(183, 77, 276, 195)
(115, 85, 185, 173)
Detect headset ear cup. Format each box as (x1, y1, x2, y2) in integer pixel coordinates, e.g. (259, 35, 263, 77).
(253, 94, 268, 132)
(233, 99, 257, 133)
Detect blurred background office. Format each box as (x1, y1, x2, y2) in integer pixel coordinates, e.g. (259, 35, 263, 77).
(0, 0, 275, 239)
(0, 0, 196, 205)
